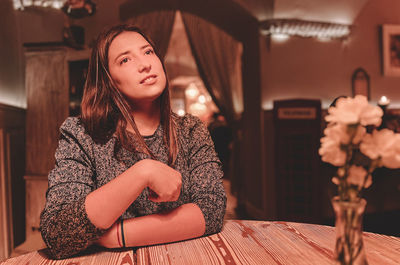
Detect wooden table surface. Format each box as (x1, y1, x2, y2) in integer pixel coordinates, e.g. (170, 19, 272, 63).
(2, 220, 400, 265)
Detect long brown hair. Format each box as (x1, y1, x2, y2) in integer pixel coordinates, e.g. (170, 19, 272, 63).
(80, 24, 178, 165)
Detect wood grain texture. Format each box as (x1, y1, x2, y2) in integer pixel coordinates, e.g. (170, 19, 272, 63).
(25, 49, 69, 176)
(138, 220, 400, 265)
(17, 46, 90, 255)
(2, 220, 400, 264)
(1, 249, 135, 265)
(0, 104, 25, 129)
(0, 105, 26, 259)
(0, 129, 13, 260)
(23, 175, 47, 247)
(24, 47, 90, 176)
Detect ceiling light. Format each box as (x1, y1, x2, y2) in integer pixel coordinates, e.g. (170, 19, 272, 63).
(177, 109, 186, 116)
(271, 33, 290, 42)
(198, 95, 206, 104)
(185, 83, 199, 99)
(260, 19, 351, 40)
(188, 103, 207, 117)
(13, 0, 66, 10)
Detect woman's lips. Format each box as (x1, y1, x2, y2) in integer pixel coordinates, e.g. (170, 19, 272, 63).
(140, 74, 157, 85)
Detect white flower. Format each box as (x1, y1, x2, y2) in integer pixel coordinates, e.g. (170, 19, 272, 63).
(347, 165, 371, 188)
(319, 123, 366, 166)
(326, 123, 365, 145)
(381, 152, 400, 169)
(323, 123, 349, 144)
(325, 95, 383, 126)
(360, 129, 400, 168)
(321, 95, 400, 201)
(319, 134, 346, 166)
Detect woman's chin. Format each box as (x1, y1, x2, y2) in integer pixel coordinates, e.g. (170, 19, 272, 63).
(127, 94, 163, 106)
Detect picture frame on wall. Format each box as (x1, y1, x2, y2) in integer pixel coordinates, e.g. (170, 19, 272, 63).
(382, 24, 400, 76)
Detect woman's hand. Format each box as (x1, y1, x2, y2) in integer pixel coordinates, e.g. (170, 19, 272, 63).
(134, 159, 182, 202)
(96, 221, 119, 248)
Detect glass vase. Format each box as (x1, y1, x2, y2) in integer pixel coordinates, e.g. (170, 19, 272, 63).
(331, 196, 368, 265)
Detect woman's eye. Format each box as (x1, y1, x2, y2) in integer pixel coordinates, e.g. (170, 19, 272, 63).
(120, 58, 129, 65)
(145, 49, 154, 55)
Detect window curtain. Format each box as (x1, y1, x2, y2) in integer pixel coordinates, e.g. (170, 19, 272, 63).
(180, 11, 244, 124)
(126, 10, 176, 59)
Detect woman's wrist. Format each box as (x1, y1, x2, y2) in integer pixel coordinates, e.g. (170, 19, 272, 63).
(95, 221, 121, 248)
(116, 220, 122, 247)
(130, 159, 151, 189)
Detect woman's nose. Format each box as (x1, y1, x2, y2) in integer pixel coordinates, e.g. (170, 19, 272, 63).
(138, 61, 151, 72)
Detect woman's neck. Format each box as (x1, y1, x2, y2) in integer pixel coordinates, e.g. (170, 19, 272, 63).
(128, 101, 161, 136)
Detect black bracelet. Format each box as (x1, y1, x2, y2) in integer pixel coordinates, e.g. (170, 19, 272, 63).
(120, 219, 126, 248)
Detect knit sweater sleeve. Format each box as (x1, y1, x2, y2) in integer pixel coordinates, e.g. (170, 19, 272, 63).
(40, 117, 107, 259)
(185, 116, 227, 235)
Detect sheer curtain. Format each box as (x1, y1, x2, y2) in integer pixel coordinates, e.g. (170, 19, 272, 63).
(181, 11, 243, 124)
(127, 10, 176, 59)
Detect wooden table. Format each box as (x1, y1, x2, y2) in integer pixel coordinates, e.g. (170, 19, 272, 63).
(2, 220, 400, 265)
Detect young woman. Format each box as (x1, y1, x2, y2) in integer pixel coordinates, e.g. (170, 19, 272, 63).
(40, 24, 226, 259)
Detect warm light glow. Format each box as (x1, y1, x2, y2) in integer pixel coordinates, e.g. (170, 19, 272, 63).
(177, 109, 186, 116)
(171, 98, 185, 115)
(0, 92, 27, 109)
(188, 102, 207, 117)
(271, 33, 290, 42)
(185, 83, 199, 99)
(378, 96, 390, 106)
(198, 95, 206, 104)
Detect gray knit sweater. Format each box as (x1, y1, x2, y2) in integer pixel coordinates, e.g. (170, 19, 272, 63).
(40, 114, 226, 259)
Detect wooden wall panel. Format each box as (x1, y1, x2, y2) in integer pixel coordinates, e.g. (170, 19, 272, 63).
(263, 110, 276, 220)
(14, 47, 90, 255)
(25, 50, 69, 176)
(0, 104, 25, 260)
(0, 129, 13, 260)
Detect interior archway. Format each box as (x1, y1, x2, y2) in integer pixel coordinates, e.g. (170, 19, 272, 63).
(165, 11, 219, 121)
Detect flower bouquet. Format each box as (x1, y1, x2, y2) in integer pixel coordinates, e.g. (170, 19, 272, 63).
(319, 95, 400, 265)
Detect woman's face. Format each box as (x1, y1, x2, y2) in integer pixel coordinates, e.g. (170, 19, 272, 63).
(108, 31, 166, 105)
